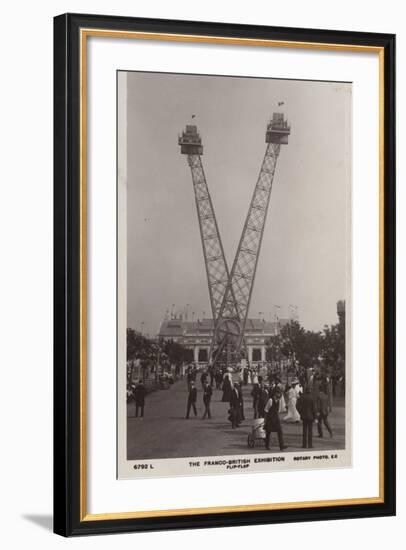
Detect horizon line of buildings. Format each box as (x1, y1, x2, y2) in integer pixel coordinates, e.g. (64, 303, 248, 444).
(130, 301, 345, 366)
(157, 317, 291, 365)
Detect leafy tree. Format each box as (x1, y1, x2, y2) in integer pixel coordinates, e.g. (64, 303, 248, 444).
(161, 339, 188, 367)
(127, 329, 190, 371)
(266, 334, 283, 363)
(127, 328, 154, 362)
(320, 309, 345, 376)
(266, 320, 323, 369)
(265, 311, 346, 378)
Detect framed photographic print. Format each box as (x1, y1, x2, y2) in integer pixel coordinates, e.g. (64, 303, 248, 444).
(53, 13, 396, 536)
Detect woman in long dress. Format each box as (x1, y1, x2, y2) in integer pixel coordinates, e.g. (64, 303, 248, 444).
(277, 382, 287, 413)
(284, 383, 301, 422)
(221, 372, 233, 402)
(294, 382, 303, 397)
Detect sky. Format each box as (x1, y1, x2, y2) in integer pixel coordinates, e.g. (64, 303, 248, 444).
(122, 71, 351, 335)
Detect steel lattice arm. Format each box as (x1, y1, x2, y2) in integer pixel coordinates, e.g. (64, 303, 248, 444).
(215, 143, 280, 337)
(179, 113, 290, 369)
(212, 112, 290, 367)
(179, 125, 241, 325)
(186, 154, 233, 320)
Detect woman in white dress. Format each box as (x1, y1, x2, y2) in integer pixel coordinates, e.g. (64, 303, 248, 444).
(277, 382, 287, 413)
(294, 382, 303, 397)
(284, 382, 301, 422)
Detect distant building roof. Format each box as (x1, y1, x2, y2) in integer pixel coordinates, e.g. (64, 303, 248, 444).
(158, 318, 289, 338)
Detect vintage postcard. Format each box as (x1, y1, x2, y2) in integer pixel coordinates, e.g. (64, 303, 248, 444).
(117, 71, 351, 479)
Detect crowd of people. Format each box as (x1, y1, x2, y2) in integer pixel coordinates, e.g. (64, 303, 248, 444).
(129, 362, 340, 452)
(184, 362, 337, 451)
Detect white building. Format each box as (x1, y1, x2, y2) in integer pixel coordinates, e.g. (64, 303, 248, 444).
(157, 317, 289, 365)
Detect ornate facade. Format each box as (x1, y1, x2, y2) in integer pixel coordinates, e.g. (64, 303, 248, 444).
(157, 317, 289, 365)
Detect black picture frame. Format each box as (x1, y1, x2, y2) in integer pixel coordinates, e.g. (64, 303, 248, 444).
(54, 12, 396, 537)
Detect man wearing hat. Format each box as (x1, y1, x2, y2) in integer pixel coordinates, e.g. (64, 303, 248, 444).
(257, 382, 269, 419)
(297, 386, 318, 448)
(229, 383, 241, 428)
(202, 380, 213, 419)
(185, 380, 198, 419)
(317, 386, 333, 438)
(264, 388, 288, 451)
(133, 379, 147, 418)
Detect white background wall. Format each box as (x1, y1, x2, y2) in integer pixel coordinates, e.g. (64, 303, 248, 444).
(0, 0, 402, 547)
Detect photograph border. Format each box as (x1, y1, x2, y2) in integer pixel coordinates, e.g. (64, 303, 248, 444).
(118, 69, 352, 478)
(53, 12, 396, 536)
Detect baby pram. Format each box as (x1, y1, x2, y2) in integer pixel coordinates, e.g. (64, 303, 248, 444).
(247, 418, 266, 448)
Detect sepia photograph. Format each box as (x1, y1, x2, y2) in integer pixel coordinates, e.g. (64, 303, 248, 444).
(117, 70, 351, 479)
(52, 12, 395, 536)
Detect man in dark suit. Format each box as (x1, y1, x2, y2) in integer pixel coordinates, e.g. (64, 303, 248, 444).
(133, 380, 147, 418)
(237, 382, 245, 422)
(317, 387, 333, 438)
(186, 381, 197, 418)
(229, 385, 241, 428)
(257, 383, 269, 419)
(202, 381, 213, 419)
(186, 368, 194, 388)
(208, 364, 215, 387)
(264, 389, 288, 451)
(215, 369, 223, 390)
(297, 386, 317, 448)
(200, 370, 208, 389)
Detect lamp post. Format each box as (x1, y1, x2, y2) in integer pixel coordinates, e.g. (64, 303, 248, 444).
(273, 305, 281, 336)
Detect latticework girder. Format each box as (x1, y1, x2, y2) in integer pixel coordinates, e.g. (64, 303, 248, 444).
(186, 154, 234, 321)
(211, 142, 282, 366)
(179, 113, 290, 369)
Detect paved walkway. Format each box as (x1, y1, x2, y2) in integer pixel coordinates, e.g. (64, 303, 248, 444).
(127, 379, 345, 460)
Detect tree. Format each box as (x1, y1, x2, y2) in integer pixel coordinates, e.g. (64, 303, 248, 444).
(127, 328, 191, 375)
(266, 320, 323, 369)
(161, 339, 188, 367)
(127, 328, 154, 363)
(320, 311, 345, 377)
(266, 334, 283, 363)
(265, 307, 346, 377)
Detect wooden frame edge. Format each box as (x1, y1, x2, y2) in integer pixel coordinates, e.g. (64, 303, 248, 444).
(53, 13, 396, 536)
